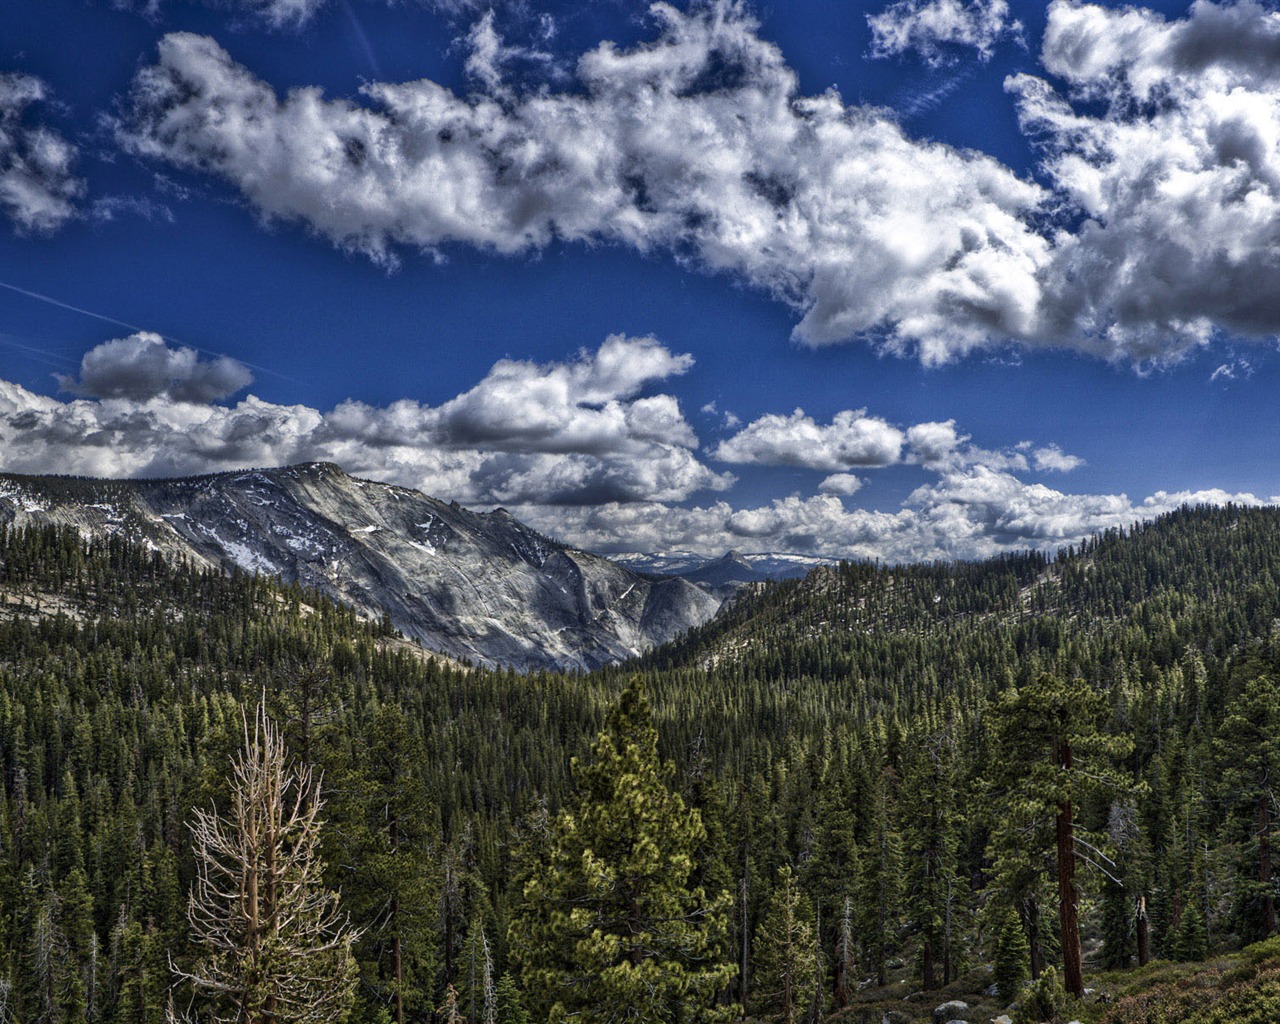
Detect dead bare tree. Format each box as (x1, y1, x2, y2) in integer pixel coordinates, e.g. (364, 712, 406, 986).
(177, 703, 360, 1024)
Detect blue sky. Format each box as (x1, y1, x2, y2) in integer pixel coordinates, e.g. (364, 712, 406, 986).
(2, 0, 1279, 560)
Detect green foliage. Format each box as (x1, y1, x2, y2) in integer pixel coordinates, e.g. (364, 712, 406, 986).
(7, 504, 1280, 1019)
(495, 972, 530, 1024)
(994, 905, 1030, 1003)
(752, 866, 819, 1024)
(1172, 897, 1210, 962)
(1013, 965, 1067, 1024)
(900, 729, 962, 989)
(1100, 881, 1133, 970)
(509, 679, 736, 1024)
(857, 765, 902, 988)
(1100, 947, 1280, 1024)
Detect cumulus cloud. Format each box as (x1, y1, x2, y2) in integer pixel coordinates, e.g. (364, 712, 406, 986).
(1, 333, 730, 506)
(58, 332, 254, 403)
(0, 72, 84, 234)
(108, 0, 1280, 366)
(1006, 0, 1280, 362)
(1031, 443, 1084, 473)
(464, 10, 559, 96)
(903, 418, 1085, 475)
(117, 5, 1050, 360)
(711, 408, 1087, 484)
(869, 0, 1021, 65)
(905, 419, 963, 467)
(713, 408, 905, 471)
(1, 333, 1254, 562)
(818, 472, 863, 496)
(518, 467, 1272, 562)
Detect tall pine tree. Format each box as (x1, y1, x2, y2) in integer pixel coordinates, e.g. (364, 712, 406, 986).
(510, 679, 735, 1024)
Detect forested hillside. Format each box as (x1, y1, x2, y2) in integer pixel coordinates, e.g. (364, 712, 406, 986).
(3, 505, 1280, 1024)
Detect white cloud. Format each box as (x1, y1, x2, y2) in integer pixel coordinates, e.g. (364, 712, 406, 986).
(904, 418, 1086, 474)
(713, 407, 1086, 485)
(1, 333, 1259, 562)
(713, 408, 905, 471)
(518, 466, 1270, 562)
(117, 6, 1050, 360)
(0, 73, 84, 234)
(818, 472, 863, 496)
(869, 0, 1021, 65)
(463, 9, 558, 96)
(109, 0, 1280, 366)
(1031, 443, 1084, 473)
(1210, 356, 1254, 382)
(242, 0, 327, 29)
(905, 419, 963, 467)
(0, 333, 731, 506)
(1007, 0, 1280, 362)
(58, 332, 253, 403)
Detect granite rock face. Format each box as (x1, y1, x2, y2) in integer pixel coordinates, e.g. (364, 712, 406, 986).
(0, 463, 722, 672)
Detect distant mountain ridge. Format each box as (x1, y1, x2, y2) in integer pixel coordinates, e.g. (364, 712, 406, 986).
(615, 549, 838, 586)
(0, 463, 722, 672)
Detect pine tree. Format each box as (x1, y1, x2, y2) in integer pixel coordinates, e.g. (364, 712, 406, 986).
(441, 984, 463, 1024)
(1217, 667, 1280, 941)
(857, 765, 901, 987)
(509, 678, 736, 1024)
(993, 905, 1029, 1004)
(1171, 894, 1209, 962)
(751, 866, 818, 1024)
(1099, 880, 1132, 970)
(900, 732, 961, 990)
(804, 765, 860, 1007)
(494, 973, 529, 1024)
(327, 704, 439, 1024)
(988, 673, 1133, 997)
(178, 705, 360, 1024)
(833, 896, 856, 1009)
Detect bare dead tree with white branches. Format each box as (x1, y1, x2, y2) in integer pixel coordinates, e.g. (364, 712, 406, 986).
(176, 703, 360, 1024)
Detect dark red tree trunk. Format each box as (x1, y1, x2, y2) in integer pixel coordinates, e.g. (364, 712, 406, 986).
(1055, 737, 1084, 998)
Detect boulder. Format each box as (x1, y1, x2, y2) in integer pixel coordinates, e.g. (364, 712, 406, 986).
(933, 1002, 970, 1024)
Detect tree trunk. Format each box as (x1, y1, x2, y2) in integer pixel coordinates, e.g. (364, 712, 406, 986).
(392, 895, 404, 1024)
(1023, 898, 1042, 980)
(834, 897, 852, 1009)
(1261, 793, 1276, 936)
(944, 879, 954, 986)
(1136, 896, 1150, 967)
(391, 815, 404, 1024)
(1055, 738, 1083, 998)
(922, 932, 935, 991)
(740, 870, 750, 1008)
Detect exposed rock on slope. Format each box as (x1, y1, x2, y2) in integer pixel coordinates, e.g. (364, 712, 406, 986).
(0, 463, 722, 671)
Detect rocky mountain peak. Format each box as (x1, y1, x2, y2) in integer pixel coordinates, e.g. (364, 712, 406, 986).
(0, 463, 723, 672)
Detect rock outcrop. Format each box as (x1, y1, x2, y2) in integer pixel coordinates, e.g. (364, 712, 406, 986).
(0, 463, 722, 672)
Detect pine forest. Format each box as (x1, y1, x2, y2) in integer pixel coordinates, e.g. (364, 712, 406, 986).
(3, 505, 1280, 1024)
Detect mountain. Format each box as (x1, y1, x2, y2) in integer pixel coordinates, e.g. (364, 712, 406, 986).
(614, 549, 837, 584)
(640, 501, 1280, 678)
(0, 462, 721, 671)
